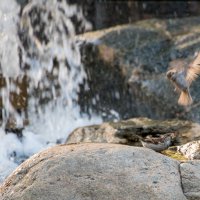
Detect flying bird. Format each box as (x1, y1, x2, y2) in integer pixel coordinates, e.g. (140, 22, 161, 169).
(166, 53, 200, 106)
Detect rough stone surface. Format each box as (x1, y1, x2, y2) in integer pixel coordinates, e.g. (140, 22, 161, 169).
(178, 141, 200, 160)
(66, 117, 200, 146)
(0, 143, 186, 200)
(180, 161, 200, 200)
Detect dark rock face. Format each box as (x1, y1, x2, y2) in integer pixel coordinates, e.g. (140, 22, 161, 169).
(78, 17, 200, 122)
(79, 42, 133, 120)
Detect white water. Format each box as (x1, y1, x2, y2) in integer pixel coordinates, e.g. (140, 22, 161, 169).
(0, 0, 102, 183)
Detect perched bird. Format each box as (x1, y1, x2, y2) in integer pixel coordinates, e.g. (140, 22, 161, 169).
(139, 133, 176, 152)
(166, 53, 200, 106)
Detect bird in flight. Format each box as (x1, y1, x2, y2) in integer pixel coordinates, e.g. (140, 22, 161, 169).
(166, 52, 200, 106)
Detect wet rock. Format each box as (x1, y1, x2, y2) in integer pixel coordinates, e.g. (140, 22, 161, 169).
(66, 117, 200, 146)
(0, 143, 186, 200)
(180, 161, 200, 200)
(178, 140, 200, 160)
(78, 17, 200, 121)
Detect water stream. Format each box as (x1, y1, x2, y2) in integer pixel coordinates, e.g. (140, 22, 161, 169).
(0, 0, 102, 182)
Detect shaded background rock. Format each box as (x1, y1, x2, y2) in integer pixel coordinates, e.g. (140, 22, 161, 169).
(0, 143, 186, 200)
(77, 17, 200, 121)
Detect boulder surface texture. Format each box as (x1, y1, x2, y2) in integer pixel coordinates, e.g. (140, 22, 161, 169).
(0, 143, 186, 200)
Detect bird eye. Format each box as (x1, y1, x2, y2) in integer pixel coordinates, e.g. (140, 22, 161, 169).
(166, 71, 173, 78)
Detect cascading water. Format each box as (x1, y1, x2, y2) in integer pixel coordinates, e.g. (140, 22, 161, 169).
(0, 0, 102, 183)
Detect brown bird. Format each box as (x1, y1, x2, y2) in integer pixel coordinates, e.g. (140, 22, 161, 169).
(166, 53, 200, 106)
(139, 133, 177, 152)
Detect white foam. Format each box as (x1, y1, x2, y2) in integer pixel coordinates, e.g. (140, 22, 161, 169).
(0, 130, 21, 182)
(26, 101, 102, 144)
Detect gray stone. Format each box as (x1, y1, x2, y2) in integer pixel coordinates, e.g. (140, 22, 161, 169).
(0, 143, 186, 200)
(178, 140, 200, 160)
(180, 161, 200, 200)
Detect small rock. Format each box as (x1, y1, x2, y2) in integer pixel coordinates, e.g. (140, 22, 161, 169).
(178, 140, 200, 160)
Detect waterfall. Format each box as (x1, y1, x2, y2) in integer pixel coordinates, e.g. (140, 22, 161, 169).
(0, 0, 102, 183)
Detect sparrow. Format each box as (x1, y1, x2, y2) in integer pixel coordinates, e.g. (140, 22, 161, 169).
(166, 52, 200, 106)
(139, 133, 177, 152)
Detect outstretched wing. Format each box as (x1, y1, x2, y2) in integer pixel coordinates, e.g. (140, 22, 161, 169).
(186, 52, 200, 85)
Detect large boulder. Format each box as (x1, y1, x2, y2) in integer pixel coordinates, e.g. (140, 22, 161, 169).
(0, 143, 186, 200)
(77, 17, 200, 121)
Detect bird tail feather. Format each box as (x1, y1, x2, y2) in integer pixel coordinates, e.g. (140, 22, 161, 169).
(178, 91, 193, 106)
